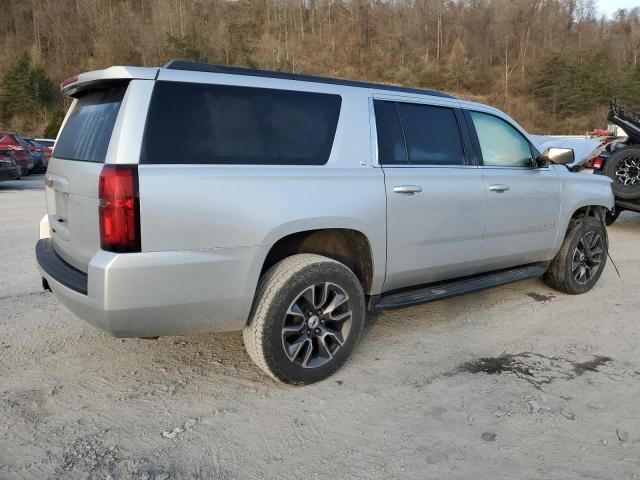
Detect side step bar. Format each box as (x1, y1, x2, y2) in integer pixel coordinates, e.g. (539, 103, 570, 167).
(374, 262, 549, 310)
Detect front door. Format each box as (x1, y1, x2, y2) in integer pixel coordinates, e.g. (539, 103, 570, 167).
(466, 110, 562, 271)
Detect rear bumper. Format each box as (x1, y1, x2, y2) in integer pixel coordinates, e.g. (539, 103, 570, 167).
(36, 239, 88, 294)
(36, 236, 262, 338)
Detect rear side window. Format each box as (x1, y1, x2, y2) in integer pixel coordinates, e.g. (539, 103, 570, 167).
(396, 103, 464, 165)
(373, 101, 407, 164)
(141, 82, 342, 165)
(54, 86, 126, 163)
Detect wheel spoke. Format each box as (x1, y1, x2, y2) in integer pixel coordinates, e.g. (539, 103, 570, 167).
(287, 303, 306, 319)
(301, 286, 316, 309)
(317, 336, 334, 360)
(329, 310, 352, 323)
(282, 324, 305, 335)
(322, 326, 345, 347)
(301, 340, 314, 367)
(322, 292, 349, 316)
(286, 335, 310, 361)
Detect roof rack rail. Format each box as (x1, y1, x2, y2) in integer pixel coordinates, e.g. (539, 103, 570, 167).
(163, 60, 454, 99)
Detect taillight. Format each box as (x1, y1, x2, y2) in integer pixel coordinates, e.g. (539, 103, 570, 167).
(61, 75, 78, 88)
(98, 165, 141, 253)
(593, 157, 604, 170)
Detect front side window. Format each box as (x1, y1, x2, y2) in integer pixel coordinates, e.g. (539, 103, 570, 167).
(470, 111, 532, 168)
(141, 82, 341, 165)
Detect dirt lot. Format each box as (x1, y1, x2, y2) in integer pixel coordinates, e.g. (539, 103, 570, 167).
(1, 176, 639, 480)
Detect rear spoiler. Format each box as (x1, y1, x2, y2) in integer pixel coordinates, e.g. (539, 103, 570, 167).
(60, 66, 158, 97)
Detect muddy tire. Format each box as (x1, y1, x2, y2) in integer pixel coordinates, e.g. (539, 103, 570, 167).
(243, 254, 365, 385)
(543, 216, 607, 295)
(604, 147, 640, 200)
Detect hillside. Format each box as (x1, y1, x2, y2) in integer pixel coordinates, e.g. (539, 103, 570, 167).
(1, 0, 639, 137)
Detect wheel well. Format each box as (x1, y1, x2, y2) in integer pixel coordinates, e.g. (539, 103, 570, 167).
(261, 229, 374, 293)
(570, 206, 606, 221)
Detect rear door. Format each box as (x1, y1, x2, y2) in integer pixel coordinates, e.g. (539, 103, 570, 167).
(376, 98, 485, 292)
(466, 110, 562, 271)
(46, 86, 126, 271)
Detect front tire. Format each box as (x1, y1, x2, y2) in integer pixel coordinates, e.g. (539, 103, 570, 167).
(543, 216, 607, 294)
(243, 254, 365, 384)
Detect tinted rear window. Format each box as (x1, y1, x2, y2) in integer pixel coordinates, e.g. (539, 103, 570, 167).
(141, 82, 342, 165)
(396, 103, 464, 165)
(374, 100, 408, 165)
(54, 85, 126, 163)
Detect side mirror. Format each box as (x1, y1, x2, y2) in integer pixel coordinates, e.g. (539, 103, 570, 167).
(538, 147, 575, 166)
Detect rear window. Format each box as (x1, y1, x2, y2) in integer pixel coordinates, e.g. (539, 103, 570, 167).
(374, 100, 408, 165)
(396, 103, 464, 166)
(54, 85, 126, 163)
(140, 82, 342, 165)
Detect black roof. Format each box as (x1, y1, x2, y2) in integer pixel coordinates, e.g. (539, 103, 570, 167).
(163, 60, 454, 99)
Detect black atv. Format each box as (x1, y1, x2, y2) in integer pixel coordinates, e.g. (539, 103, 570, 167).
(592, 102, 640, 225)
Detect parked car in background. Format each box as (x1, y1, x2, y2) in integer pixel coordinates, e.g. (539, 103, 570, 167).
(0, 149, 20, 181)
(590, 102, 640, 224)
(37, 62, 614, 384)
(35, 138, 55, 162)
(0, 132, 33, 176)
(23, 137, 48, 173)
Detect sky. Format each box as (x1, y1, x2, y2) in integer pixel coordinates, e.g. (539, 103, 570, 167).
(597, 0, 639, 17)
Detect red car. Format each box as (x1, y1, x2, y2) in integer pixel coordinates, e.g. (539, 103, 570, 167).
(0, 132, 34, 176)
(35, 138, 55, 162)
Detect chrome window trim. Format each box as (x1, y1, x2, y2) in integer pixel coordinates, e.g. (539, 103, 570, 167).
(377, 164, 479, 169)
(478, 165, 551, 171)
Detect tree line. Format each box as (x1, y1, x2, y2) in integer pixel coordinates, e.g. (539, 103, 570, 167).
(1, 0, 639, 137)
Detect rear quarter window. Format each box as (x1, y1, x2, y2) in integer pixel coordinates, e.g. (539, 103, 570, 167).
(140, 82, 342, 165)
(53, 85, 126, 163)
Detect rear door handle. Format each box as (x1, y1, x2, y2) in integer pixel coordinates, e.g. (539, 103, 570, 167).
(393, 185, 423, 195)
(488, 184, 510, 192)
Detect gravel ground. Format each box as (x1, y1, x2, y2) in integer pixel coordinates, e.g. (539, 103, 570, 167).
(1, 176, 639, 480)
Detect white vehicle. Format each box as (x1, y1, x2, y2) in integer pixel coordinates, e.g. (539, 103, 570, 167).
(37, 61, 614, 384)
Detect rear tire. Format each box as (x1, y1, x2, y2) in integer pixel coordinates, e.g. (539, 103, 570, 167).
(543, 216, 607, 294)
(243, 254, 365, 384)
(604, 147, 640, 200)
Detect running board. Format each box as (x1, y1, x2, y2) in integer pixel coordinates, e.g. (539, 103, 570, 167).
(374, 263, 549, 310)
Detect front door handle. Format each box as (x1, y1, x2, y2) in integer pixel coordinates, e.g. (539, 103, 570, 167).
(393, 185, 423, 195)
(488, 184, 510, 192)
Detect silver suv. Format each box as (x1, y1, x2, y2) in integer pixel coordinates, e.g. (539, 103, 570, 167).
(37, 61, 614, 384)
